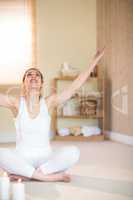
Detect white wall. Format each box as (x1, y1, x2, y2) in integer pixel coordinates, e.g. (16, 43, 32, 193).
(36, 0, 96, 95)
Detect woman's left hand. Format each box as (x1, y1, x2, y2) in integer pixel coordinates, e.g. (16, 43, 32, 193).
(93, 47, 105, 63)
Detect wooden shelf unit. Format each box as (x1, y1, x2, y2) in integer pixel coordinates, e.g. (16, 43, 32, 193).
(51, 76, 105, 141)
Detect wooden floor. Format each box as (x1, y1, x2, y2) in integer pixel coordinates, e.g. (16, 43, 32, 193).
(1, 141, 132, 200)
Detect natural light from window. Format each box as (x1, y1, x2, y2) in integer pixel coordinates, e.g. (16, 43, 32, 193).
(0, 1, 32, 84)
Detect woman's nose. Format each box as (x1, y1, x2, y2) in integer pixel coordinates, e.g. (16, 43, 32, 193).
(31, 74, 36, 78)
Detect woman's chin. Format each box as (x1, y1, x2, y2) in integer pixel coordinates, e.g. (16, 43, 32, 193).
(29, 83, 40, 88)
(29, 85, 40, 91)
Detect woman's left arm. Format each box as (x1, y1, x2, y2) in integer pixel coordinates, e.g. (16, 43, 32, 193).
(47, 48, 105, 108)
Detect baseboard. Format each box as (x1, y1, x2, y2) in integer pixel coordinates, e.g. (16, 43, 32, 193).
(106, 131, 133, 146)
(1, 131, 133, 146)
(0, 132, 16, 143)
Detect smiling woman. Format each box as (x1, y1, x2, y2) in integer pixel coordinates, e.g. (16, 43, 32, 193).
(0, 0, 36, 84)
(0, 48, 105, 182)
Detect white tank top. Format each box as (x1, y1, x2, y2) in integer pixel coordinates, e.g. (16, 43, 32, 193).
(14, 97, 51, 153)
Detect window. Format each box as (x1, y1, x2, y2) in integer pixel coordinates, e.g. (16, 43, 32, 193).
(0, 0, 36, 84)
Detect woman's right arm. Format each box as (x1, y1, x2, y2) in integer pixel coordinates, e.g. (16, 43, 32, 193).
(0, 93, 17, 109)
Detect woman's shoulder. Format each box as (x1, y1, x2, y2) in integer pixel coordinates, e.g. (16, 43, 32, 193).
(43, 94, 57, 110)
(10, 95, 24, 110)
(43, 95, 50, 107)
(12, 96, 21, 109)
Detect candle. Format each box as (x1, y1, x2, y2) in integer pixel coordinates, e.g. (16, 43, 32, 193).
(0, 171, 10, 200)
(12, 178, 25, 200)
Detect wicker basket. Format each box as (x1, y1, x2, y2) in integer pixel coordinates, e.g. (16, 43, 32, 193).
(80, 97, 97, 116)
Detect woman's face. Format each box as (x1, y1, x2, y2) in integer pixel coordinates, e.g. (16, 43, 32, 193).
(23, 69, 43, 91)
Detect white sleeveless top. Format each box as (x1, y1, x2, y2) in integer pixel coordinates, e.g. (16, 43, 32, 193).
(14, 97, 51, 154)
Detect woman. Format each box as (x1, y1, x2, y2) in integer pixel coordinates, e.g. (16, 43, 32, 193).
(0, 48, 104, 182)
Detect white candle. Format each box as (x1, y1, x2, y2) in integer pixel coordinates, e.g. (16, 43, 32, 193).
(0, 171, 10, 200)
(12, 178, 25, 200)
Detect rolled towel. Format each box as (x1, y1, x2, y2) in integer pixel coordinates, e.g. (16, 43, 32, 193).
(81, 126, 101, 137)
(58, 128, 70, 136)
(69, 127, 81, 136)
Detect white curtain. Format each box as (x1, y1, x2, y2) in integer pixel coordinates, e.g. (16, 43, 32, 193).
(0, 0, 34, 84)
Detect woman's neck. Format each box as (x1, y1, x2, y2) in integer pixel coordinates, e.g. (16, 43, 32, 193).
(26, 90, 40, 100)
(25, 90, 41, 113)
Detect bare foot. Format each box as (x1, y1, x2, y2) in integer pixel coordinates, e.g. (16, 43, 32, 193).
(61, 173, 71, 182)
(34, 168, 71, 182)
(44, 172, 71, 182)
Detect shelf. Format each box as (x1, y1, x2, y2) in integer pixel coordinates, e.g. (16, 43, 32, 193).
(55, 76, 78, 81)
(54, 76, 104, 81)
(51, 75, 105, 141)
(79, 96, 103, 99)
(57, 114, 103, 119)
(53, 134, 104, 141)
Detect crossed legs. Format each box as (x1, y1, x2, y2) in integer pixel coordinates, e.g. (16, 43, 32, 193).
(0, 146, 80, 182)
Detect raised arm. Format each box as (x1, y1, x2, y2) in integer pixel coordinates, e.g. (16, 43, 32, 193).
(0, 93, 17, 109)
(46, 48, 105, 108)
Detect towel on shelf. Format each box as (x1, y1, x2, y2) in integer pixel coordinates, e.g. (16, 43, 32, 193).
(81, 126, 101, 137)
(58, 128, 70, 136)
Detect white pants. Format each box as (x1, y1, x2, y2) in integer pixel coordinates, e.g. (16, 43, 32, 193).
(0, 146, 80, 178)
